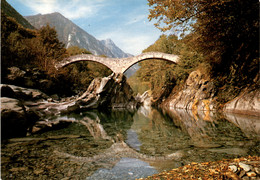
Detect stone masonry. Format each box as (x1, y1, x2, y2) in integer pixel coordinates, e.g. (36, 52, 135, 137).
(55, 52, 179, 74)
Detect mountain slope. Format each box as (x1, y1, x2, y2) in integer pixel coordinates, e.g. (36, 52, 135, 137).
(25, 12, 131, 58)
(1, 0, 34, 29)
(101, 39, 132, 58)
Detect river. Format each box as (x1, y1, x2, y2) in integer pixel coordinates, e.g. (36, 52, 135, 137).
(1, 107, 260, 179)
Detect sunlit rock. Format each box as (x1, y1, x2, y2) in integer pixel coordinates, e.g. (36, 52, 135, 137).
(163, 70, 217, 111)
(224, 86, 260, 116)
(77, 73, 138, 109)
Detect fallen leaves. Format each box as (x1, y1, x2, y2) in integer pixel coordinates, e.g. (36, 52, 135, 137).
(139, 156, 260, 180)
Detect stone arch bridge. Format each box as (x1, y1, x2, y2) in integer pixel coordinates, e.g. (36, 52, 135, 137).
(55, 52, 179, 74)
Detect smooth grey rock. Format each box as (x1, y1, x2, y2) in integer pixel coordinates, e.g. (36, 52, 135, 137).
(239, 162, 251, 172)
(1, 97, 38, 139)
(224, 86, 260, 116)
(77, 73, 137, 109)
(229, 165, 238, 173)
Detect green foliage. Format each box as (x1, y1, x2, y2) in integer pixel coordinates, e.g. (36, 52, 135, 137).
(1, 0, 34, 29)
(1, 12, 36, 71)
(1, 12, 111, 96)
(129, 34, 203, 99)
(65, 46, 112, 92)
(64, 61, 112, 93)
(148, 0, 259, 87)
(67, 46, 92, 56)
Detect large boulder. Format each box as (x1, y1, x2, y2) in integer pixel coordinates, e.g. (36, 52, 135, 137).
(1, 97, 39, 139)
(223, 86, 260, 116)
(0, 84, 50, 101)
(136, 91, 152, 107)
(163, 70, 217, 112)
(77, 73, 138, 109)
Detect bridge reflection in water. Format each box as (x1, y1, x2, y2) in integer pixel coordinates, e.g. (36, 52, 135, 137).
(2, 107, 259, 179)
(54, 107, 259, 179)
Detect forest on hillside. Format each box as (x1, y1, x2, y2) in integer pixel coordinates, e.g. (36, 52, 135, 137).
(1, 11, 111, 96)
(1, 0, 259, 104)
(128, 0, 259, 104)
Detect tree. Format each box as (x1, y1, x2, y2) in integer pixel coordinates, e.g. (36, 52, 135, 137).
(64, 46, 112, 93)
(67, 46, 92, 56)
(36, 24, 67, 73)
(148, 0, 259, 85)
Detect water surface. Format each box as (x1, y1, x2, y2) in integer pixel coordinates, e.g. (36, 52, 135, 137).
(1, 107, 259, 179)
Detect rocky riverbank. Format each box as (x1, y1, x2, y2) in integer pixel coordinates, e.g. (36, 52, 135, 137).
(162, 69, 260, 116)
(1, 73, 140, 139)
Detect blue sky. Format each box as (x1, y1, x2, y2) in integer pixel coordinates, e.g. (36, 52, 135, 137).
(6, 0, 164, 55)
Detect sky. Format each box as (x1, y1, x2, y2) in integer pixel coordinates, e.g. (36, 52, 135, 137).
(6, 0, 164, 55)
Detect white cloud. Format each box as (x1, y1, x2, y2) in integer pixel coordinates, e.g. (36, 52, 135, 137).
(125, 14, 147, 25)
(18, 0, 105, 19)
(17, 0, 162, 55)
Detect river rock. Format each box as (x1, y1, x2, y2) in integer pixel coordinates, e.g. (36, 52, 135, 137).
(229, 165, 238, 173)
(77, 73, 138, 109)
(0, 84, 49, 101)
(1, 97, 39, 139)
(223, 86, 260, 116)
(1, 85, 16, 98)
(136, 91, 151, 107)
(163, 70, 217, 112)
(239, 162, 251, 172)
(66, 103, 81, 113)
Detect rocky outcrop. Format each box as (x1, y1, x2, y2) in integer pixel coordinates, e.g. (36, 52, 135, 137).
(77, 73, 138, 109)
(163, 70, 217, 112)
(223, 86, 260, 116)
(3, 66, 74, 97)
(1, 84, 50, 101)
(136, 91, 152, 107)
(1, 97, 39, 139)
(162, 69, 259, 117)
(1, 73, 138, 138)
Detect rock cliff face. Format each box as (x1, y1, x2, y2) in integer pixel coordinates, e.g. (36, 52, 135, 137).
(163, 70, 217, 112)
(162, 69, 260, 116)
(223, 86, 260, 116)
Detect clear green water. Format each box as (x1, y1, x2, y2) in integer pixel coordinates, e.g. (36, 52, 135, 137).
(1, 107, 259, 179)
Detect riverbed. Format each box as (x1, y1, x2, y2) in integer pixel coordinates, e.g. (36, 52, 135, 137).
(1, 107, 259, 179)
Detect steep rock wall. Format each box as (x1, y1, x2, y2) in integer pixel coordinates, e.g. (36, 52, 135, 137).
(162, 69, 260, 116)
(162, 70, 217, 113)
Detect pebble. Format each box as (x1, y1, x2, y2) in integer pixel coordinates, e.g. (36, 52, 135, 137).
(228, 165, 238, 173)
(128, 172, 133, 175)
(239, 162, 251, 172)
(254, 167, 260, 174)
(227, 162, 259, 180)
(246, 172, 256, 177)
(242, 176, 250, 180)
(239, 170, 246, 178)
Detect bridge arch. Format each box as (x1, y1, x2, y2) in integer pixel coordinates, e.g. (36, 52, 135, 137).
(55, 52, 179, 74)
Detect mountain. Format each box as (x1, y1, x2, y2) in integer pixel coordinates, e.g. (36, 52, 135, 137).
(24, 12, 131, 58)
(1, 0, 34, 29)
(101, 39, 132, 58)
(124, 64, 140, 78)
